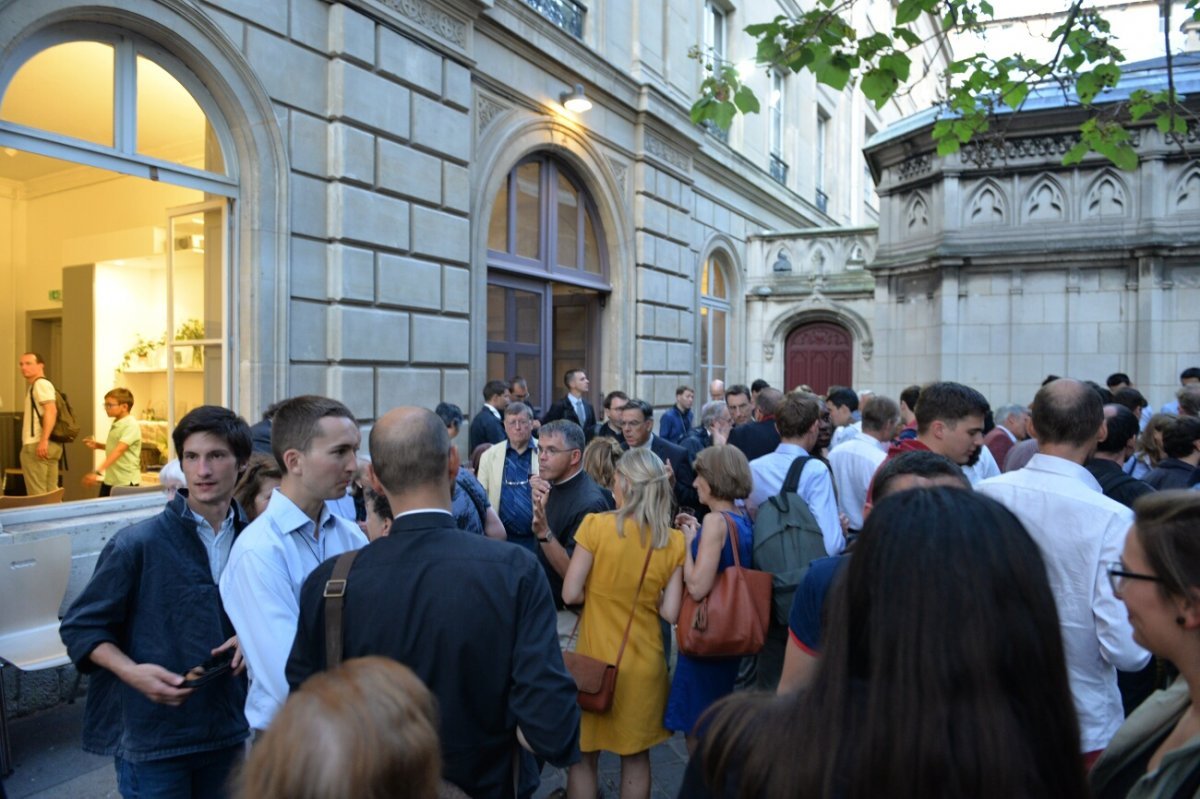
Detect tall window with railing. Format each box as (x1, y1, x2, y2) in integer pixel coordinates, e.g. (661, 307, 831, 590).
(816, 109, 829, 213)
(769, 70, 787, 184)
(702, 1, 730, 142)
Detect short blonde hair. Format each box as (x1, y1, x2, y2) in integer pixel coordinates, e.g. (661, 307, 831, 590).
(614, 448, 674, 549)
(235, 657, 441, 799)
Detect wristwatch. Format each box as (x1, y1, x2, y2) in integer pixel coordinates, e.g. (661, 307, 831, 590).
(539, 532, 554, 543)
(94, 470, 104, 477)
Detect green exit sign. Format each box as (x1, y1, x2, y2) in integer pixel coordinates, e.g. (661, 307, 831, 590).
(49, 289, 62, 301)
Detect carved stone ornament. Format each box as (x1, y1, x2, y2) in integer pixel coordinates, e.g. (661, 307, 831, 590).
(763, 342, 775, 361)
(896, 153, 932, 180)
(1175, 164, 1200, 213)
(377, 0, 467, 48)
(966, 181, 1006, 226)
(1084, 172, 1129, 219)
(1025, 176, 1065, 222)
(608, 157, 628, 197)
(477, 95, 508, 136)
(645, 133, 691, 172)
(905, 193, 929, 232)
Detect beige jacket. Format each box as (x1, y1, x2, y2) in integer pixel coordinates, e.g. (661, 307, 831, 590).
(477, 439, 539, 510)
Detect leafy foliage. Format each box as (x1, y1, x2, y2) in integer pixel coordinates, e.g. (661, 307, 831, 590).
(690, 0, 1200, 170)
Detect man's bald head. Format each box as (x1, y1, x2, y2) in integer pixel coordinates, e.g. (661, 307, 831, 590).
(369, 407, 451, 494)
(1030, 378, 1104, 447)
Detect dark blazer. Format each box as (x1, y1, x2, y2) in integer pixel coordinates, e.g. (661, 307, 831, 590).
(288, 511, 580, 798)
(621, 435, 700, 510)
(468, 405, 506, 452)
(728, 419, 781, 463)
(542, 395, 597, 441)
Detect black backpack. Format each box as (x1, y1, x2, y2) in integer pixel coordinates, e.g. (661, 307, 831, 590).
(752, 456, 828, 625)
(30, 378, 81, 444)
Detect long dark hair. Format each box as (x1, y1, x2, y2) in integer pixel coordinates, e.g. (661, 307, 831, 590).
(697, 487, 1086, 799)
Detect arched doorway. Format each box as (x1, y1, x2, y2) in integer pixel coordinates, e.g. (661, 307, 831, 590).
(785, 322, 852, 395)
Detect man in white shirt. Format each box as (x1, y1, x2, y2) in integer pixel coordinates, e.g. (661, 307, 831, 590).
(978, 379, 1149, 760)
(825, 386, 860, 451)
(746, 392, 842, 557)
(19, 352, 61, 495)
(220, 395, 367, 733)
(829, 395, 899, 533)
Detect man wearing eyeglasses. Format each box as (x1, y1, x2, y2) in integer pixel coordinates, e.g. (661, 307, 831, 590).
(531, 420, 613, 609)
(477, 402, 539, 554)
(618, 398, 699, 511)
(978, 379, 1149, 763)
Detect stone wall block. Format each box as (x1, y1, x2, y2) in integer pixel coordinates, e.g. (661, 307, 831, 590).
(328, 4, 376, 65)
(329, 61, 411, 138)
(289, 299, 328, 360)
(328, 243, 375, 301)
(666, 274, 694, 308)
(330, 305, 410, 361)
(289, 0, 327, 51)
(410, 315, 470, 364)
(289, 111, 327, 177)
(377, 139, 442, 205)
(378, 367, 441, 411)
(216, 0, 287, 33)
(634, 375, 655, 405)
(666, 342, 692, 370)
(291, 173, 328, 239)
(637, 302, 656, 335)
(656, 307, 680, 339)
(636, 231, 656, 266)
(636, 194, 669, 235)
(1071, 291, 1121, 323)
(657, 238, 681, 273)
(246, 27, 327, 114)
(443, 266, 470, 313)
(205, 7, 245, 50)
(444, 163, 470, 213)
(668, 207, 691, 244)
(328, 122, 375, 184)
(289, 363, 329, 397)
(290, 236, 328, 300)
(329, 183, 410, 250)
(443, 370, 470, 414)
(326, 365, 376, 419)
(638, 339, 668, 371)
(411, 206, 470, 264)
(411, 95, 470, 163)
(378, 27, 442, 96)
(694, 194, 714, 227)
(444, 60, 471, 110)
(638, 268, 669, 305)
(1068, 322, 1099, 354)
(378, 254, 441, 310)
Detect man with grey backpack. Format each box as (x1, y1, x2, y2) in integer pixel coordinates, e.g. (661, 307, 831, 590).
(744, 392, 843, 691)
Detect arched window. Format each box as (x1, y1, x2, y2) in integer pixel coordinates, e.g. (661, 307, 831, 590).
(486, 155, 609, 410)
(1, 30, 235, 494)
(700, 253, 731, 389)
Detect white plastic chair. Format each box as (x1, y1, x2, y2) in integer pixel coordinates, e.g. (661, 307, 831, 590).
(0, 535, 72, 776)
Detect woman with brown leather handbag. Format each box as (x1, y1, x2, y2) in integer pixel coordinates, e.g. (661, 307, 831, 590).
(561, 448, 685, 799)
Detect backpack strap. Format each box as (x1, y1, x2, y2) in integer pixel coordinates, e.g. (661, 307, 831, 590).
(323, 549, 361, 668)
(781, 455, 813, 495)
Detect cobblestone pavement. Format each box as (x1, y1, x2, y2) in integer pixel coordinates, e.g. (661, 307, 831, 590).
(2, 700, 688, 799)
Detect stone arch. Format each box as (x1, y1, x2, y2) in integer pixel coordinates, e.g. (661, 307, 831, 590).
(472, 108, 635, 393)
(1023, 173, 1067, 223)
(903, 191, 929, 234)
(964, 178, 1008, 226)
(1173, 162, 1200, 213)
(767, 299, 874, 366)
(1083, 169, 1131, 219)
(0, 0, 289, 413)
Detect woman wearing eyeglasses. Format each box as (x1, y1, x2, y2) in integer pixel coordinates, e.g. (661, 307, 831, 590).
(1092, 490, 1200, 799)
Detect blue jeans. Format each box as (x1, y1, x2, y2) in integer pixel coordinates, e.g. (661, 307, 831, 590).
(114, 745, 242, 799)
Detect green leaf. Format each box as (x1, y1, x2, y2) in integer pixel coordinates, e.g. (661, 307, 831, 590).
(733, 84, 761, 114)
(880, 52, 911, 82)
(936, 137, 962, 157)
(861, 69, 899, 108)
(1001, 81, 1029, 109)
(896, 0, 924, 25)
(893, 28, 922, 47)
(1076, 71, 1100, 104)
(1062, 140, 1090, 165)
(711, 101, 736, 130)
(1108, 143, 1138, 171)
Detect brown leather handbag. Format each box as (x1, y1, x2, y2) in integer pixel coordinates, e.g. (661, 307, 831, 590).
(562, 540, 655, 713)
(677, 511, 773, 658)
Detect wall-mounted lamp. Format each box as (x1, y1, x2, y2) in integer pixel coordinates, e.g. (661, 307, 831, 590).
(560, 84, 592, 113)
(753, 285, 773, 297)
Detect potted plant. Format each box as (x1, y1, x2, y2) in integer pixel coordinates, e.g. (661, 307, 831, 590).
(121, 333, 165, 370)
(175, 318, 205, 367)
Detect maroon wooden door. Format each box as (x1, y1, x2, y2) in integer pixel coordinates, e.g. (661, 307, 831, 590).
(785, 322, 852, 394)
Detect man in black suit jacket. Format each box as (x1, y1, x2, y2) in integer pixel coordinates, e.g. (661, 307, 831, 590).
(288, 407, 579, 798)
(542, 369, 597, 442)
(468, 379, 509, 452)
(618, 398, 699, 510)
(728, 387, 784, 462)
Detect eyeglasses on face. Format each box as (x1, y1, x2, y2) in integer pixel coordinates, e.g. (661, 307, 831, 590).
(505, 418, 532, 427)
(539, 446, 578, 457)
(1105, 561, 1163, 595)
(618, 419, 649, 429)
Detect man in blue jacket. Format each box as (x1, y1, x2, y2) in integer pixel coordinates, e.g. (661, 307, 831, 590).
(60, 405, 253, 798)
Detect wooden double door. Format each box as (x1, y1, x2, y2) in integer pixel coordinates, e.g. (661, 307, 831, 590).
(784, 322, 852, 395)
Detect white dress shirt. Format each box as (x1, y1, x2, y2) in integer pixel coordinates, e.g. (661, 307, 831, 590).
(828, 421, 861, 452)
(828, 429, 887, 530)
(977, 454, 1149, 752)
(746, 443, 844, 556)
(220, 489, 367, 730)
(182, 503, 236, 584)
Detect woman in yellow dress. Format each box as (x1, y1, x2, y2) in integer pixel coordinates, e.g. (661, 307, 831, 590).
(562, 447, 685, 799)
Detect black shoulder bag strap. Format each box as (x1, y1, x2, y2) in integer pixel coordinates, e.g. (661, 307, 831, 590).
(323, 549, 361, 668)
(781, 455, 812, 495)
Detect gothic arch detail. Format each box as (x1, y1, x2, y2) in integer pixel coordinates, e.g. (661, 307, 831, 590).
(1083, 170, 1130, 219)
(904, 191, 929, 234)
(1174, 162, 1200, 213)
(1023, 174, 1066, 222)
(965, 179, 1008, 226)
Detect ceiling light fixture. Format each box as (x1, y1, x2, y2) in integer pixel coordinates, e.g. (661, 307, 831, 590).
(560, 84, 592, 113)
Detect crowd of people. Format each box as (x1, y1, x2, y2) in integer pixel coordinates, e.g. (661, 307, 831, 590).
(45, 357, 1200, 799)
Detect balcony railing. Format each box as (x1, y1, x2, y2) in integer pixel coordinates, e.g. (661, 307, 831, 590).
(769, 154, 788, 185)
(519, 0, 585, 38)
(815, 188, 828, 214)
